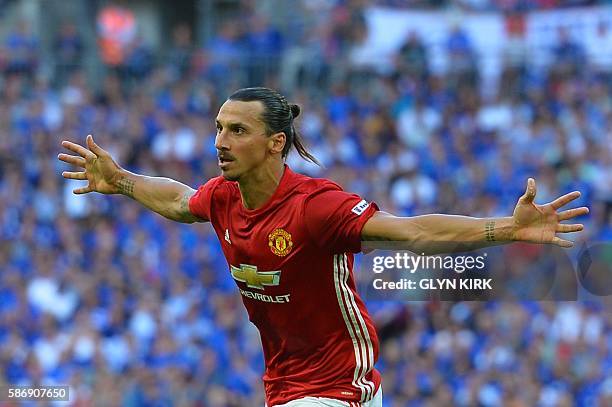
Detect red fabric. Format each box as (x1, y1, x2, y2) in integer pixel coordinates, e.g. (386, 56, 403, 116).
(305, 187, 379, 254)
(189, 166, 381, 405)
(188, 176, 224, 222)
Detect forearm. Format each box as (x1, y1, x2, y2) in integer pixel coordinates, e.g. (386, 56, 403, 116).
(363, 213, 516, 254)
(114, 169, 200, 223)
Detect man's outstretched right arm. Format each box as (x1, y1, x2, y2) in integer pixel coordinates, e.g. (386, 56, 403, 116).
(58, 135, 204, 224)
(113, 170, 202, 223)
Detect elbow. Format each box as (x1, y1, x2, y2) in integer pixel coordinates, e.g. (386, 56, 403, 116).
(397, 221, 438, 255)
(398, 220, 426, 246)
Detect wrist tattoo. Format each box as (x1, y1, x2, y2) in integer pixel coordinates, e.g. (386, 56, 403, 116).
(485, 221, 495, 241)
(117, 177, 135, 198)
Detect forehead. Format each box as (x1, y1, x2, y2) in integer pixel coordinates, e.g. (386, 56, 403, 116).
(216, 100, 265, 127)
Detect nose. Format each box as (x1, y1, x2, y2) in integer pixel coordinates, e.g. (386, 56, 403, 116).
(214, 130, 230, 151)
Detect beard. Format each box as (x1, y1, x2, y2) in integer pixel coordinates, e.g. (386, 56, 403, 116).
(221, 169, 240, 181)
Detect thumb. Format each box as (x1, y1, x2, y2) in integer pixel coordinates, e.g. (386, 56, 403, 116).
(520, 177, 537, 204)
(86, 134, 105, 156)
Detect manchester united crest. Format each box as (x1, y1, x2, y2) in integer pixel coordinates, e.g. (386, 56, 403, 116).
(268, 228, 293, 257)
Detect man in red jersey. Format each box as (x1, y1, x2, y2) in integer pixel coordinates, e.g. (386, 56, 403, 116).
(58, 87, 588, 406)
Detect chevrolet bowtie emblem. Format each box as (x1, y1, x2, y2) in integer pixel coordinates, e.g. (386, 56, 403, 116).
(230, 264, 280, 290)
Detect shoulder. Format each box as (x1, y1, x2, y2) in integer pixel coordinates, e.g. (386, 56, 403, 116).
(289, 171, 375, 218)
(191, 176, 239, 209)
(292, 174, 362, 215)
(288, 171, 345, 198)
(198, 175, 238, 196)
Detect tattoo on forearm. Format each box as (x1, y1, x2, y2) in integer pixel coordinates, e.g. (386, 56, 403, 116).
(485, 221, 495, 241)
(117, 177, 135, 198)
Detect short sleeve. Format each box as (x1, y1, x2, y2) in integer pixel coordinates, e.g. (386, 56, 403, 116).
(304, 188, 379, 254)
(188, 177, 223, 222)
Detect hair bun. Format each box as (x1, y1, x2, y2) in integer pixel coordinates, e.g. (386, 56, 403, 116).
(290, 104, 301, 119)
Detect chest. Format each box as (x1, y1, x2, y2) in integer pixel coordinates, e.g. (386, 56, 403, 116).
(213, 203, 310, 271)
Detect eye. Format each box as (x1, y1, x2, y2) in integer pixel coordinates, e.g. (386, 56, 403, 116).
(235, 127, 245, 134)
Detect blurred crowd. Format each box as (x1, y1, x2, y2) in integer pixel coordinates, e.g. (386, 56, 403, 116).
(0, 0, 610, 406)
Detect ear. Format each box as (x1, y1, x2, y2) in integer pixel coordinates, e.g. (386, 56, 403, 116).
(268, 132, 286, 155)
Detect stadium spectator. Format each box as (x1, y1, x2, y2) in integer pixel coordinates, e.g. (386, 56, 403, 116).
(166, 23, 195, 80)
(3, 19, 38, 78)
(244, 16, 284, 85)
(96, 3, 137, 68)
(53, 21, 84, 86)
(552, 27, 586, 78)
(205, 22, 245, 92)
(446, 25, 478, 86)
(395, 32, 429, 81)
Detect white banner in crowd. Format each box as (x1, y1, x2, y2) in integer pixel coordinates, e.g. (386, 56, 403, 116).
(356, 7, 505, 75)
(526, 6, 612, 69)
(357, 5, 612, 74)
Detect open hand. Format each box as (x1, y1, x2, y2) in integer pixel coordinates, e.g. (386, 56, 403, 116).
(58, 135, 122, 195)
(512, 178, 589, 247)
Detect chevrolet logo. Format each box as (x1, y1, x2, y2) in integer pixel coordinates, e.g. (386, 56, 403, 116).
(230, 264, 281, 290)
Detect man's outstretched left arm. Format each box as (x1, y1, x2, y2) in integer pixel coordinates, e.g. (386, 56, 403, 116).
(361, 178, 589, 255)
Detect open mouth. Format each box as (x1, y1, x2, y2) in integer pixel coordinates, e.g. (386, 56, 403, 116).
(218, 157, 234, 168)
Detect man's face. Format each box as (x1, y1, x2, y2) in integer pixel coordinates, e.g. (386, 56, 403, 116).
(215, 100, 270, 181)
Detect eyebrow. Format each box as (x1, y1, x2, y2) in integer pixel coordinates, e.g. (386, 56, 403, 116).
(215, 120, 250, 130)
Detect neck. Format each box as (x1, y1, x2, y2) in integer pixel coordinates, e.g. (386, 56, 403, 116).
(238, 161, 285, 210)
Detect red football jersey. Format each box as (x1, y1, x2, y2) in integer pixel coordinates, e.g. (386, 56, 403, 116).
(189, 165, 381, 406)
